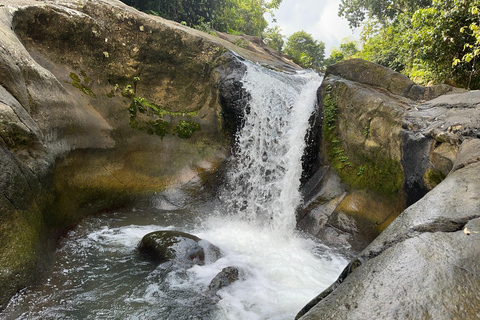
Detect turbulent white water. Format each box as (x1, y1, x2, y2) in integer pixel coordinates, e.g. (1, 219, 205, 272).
(223, 62, 322, 232)
(2, 61, 348, 320)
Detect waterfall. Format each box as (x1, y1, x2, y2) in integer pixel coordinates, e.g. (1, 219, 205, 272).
(223, 60, 323, 232)
(2, 60, 348, 320)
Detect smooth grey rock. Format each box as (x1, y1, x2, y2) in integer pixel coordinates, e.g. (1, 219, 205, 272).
(297, 162, 480, 320)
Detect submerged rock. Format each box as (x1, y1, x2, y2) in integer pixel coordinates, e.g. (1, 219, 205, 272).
(138, 230, 221, 266)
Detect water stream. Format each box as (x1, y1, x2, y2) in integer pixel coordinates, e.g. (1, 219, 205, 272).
(2, 60, 349, 320)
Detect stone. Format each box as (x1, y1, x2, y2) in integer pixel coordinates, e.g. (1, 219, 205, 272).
(138, 230, 221, 266)
(299, 59, 480, 254)
(207, 266, 240, 295)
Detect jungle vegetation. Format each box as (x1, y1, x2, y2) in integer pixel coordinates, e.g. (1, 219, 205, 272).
(122, 0, 480, 89)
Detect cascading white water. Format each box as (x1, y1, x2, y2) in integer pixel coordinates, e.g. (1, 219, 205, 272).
(2, 60, 348, 320)
(223, 61, 322, 232)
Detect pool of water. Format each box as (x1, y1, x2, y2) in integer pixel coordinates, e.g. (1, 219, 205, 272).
(3, 196, 348, 320)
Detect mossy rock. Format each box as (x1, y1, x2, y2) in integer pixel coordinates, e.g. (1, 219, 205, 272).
(138, 230, 221, 266)
(321, 83, 404, 196)
(423, 168, 446, 190)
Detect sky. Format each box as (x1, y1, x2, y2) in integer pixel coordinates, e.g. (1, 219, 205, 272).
(267, 0, 361, 55)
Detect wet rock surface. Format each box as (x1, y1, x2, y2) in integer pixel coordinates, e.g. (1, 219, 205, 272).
(207, 266, 240, 296)
(138, 230, 221, 266)
(297, 59, 480, 319)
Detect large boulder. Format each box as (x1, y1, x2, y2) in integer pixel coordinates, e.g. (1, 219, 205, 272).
(297, 59, 480, 319)
(298, 59, 475, 252)
(138, 230, 221, 266)
(298, 152, 480, 319)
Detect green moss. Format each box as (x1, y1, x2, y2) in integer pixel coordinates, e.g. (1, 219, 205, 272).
(69, 72, 81, 83)
(175, 120, 201, 139)
(423, 168, 446, 189)
(80, 70, 89, 84)
(234, 38, 249, 48)
(0, 203, 48, 308)
(0, 124, 35, 150)
(119, 78, 201, 138)
(146, 119, 169, 137)
(323, 86, 404, 195)
(69, 72, 96, 98)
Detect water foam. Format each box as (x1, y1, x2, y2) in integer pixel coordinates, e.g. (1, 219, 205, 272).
(223, 62, 322, 232)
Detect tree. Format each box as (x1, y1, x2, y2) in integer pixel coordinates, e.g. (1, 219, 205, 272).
(453, 1, 480, 89)
(122, 0, 223, 27)
(263, 25, 284, 52)
(405, 0, 480, 88)
(340, 0, 480, 89)
(325, 38, 360, 66)
(213, 0, 265, 36)
(338, 0, 432, 28)
(284, 31, 325, 69)
(214, 0, 282, 37)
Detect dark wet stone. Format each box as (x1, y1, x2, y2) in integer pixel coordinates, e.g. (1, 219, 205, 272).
(138, 230, 221, 266)
(208, 266, 240, 295)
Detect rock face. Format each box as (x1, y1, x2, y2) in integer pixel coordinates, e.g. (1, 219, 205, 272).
(297, 59, 480, 319)
(298, 58, 471, 253)
(0, 0, 298, 309)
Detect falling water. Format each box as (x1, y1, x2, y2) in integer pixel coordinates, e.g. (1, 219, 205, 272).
(223, 61, 322, 231)
(2, 60, 348, 320)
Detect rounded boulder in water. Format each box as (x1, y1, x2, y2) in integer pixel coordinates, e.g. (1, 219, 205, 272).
(208, 266, 240, 296)
(138, 230, 221, 266)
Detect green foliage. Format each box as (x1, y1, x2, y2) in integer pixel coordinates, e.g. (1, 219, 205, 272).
(121, 0, 282, 38)
(284, 31, 325, 68)
(325, 49, 345, 66)
(214, 0, 281, 36)
(339, 0, 432, 28)
(121, 85, 135, 98)
(453, 1, 480, 89)
(405, 0, 480, 87)
(263, 25, 284, 52)
(345, 0, 480, 89)
(325, 37, 360, 66)
(175, 120, 201, 138)
(121, 0, 223, 29)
